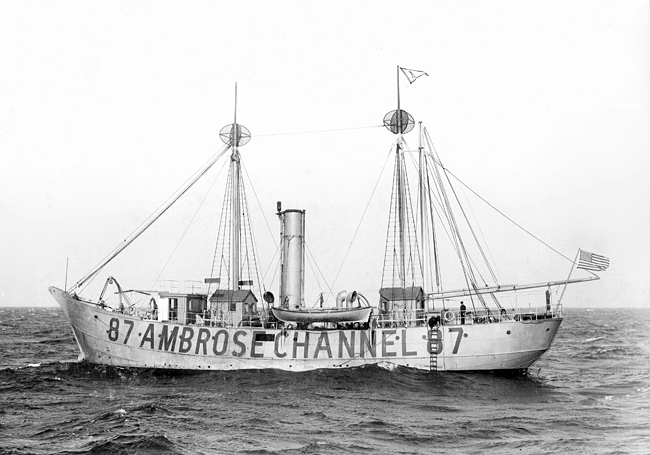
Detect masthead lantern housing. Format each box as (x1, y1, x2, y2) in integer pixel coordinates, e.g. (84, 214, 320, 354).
(220, 123, 251, 147)
(383, 109, 415, 135)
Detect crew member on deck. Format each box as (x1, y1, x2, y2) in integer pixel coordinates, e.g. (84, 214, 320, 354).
(149, 298, 158, 320)
(545, 288, 551, 316)
(460, 301, 466, 325)
(428, 314, 441, 328)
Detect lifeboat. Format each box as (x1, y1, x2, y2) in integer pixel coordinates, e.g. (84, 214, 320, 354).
(271, 306, 372, 324)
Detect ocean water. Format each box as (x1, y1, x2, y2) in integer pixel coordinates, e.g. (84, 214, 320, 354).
(0, 307, 648, 455)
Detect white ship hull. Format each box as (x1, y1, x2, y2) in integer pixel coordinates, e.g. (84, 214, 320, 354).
(50, 287, 561, 372)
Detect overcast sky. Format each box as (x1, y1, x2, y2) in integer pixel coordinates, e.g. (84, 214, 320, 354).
(1, 1, 648, 308)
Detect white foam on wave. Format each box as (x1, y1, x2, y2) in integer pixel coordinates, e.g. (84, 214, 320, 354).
(376, 361, 398, 371)
(583, 336, 605, 343)
(28, 363, 41, 368)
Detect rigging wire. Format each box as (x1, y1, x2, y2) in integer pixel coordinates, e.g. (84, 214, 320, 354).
(265, 252, 282, 292)
(209, 162, 235, 292)
(241, 162, 282, 291)
(442, 166, 499, 284)
(303, 234, 328, 293)
(255, 124, 383, 138)
(238, 172, 265, 300)
(396, 140, 487, 306)
(204, 151, 267, 303)
(422, 129, 574, 264)
(330, 144, 395, 291)
(303, 241, 333, 308)
(241, 163, 280, 254)
(151, 156, 230, 290)
(381, 137, 424, 290)
(419, 131, 501, 286)
(74, 143, 231, 294)
(397, 138, 424, 287)
(454, 178, 503, 285)
(423, 131, 507, 313)
(424, 152, 503, 298)
(261, 246, 280, 290)
(423, 153, 443, 292)
(241, 162, 278, 246)
(382, 144, 400, 290)
(425, 137, 484, 311)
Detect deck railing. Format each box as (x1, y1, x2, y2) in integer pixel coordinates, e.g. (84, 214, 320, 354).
(372, 306, 560, 328)
(156, 280, 208, 295)
(145, 306, 560, 329)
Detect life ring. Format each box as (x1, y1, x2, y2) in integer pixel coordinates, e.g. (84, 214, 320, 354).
(443, 310, 455, 323)
(126, 306, 135, 315)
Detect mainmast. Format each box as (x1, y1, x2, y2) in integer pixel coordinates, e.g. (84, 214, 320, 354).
(396, 145, 407, 286)
(396, 67, 406, 284)
(382, 66, 419, 289)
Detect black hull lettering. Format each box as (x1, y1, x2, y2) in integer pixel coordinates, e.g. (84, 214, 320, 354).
(159, 325, 179, 352)
(178, 327, 194, 354)
(314, 332, 333, 359)
(140, 324, 155, 349)
(212, 329, 228, 356)
(232, 330, 247, 357)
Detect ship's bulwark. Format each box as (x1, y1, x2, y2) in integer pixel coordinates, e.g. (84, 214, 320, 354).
(49, 287, 561, 372)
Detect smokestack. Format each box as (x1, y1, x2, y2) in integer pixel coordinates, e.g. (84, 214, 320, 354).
(279, 209, 305, 309)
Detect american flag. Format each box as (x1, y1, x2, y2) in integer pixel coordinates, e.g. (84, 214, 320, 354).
(577, 250, 610, 272)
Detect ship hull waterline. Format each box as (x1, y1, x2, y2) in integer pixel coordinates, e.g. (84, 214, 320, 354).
(50, 287, 561, 373)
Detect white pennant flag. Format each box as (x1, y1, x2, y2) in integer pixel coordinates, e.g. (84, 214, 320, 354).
(400, 67, 429, 84)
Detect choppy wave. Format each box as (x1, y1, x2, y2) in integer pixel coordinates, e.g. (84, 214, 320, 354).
(0, 307, 648, 454)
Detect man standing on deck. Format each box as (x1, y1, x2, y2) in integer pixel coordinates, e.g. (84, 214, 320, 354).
(460, 301, 466, 324)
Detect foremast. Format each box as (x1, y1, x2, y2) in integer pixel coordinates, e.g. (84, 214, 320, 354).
(230, 101, 241, 289)
(210, 84, 260, 298)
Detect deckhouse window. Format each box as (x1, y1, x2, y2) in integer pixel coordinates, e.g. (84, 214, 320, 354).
(169, 298, 178, 320)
